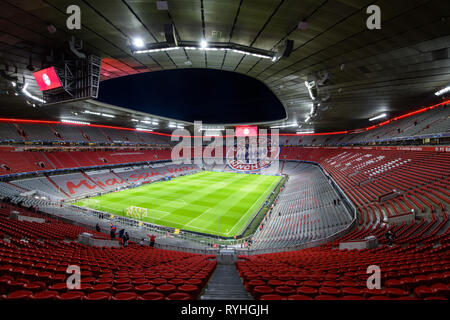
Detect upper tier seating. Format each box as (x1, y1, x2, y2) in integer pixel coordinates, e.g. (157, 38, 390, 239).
(0, 149, 172, 176)
(0, 122, 171, 146)
(51, 125, 89, 143)
(282, 102, 450, 146)
(0, 123, 22, 141)
(19, 124, 61, 142)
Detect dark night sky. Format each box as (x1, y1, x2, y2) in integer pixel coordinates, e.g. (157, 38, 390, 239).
(97, 68, 286, 124)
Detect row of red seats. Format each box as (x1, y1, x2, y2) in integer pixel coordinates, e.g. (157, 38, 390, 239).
(0, 149, 172, 175)
(237, 228, 449, 300)
(0, 202, 217, 300)
(280, 147, 449, 226)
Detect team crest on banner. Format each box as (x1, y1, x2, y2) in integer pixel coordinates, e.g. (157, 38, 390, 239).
(227, 137, 280, 172)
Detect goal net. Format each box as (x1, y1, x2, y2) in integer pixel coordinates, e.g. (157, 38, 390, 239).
(87, 199, 100, 210)
(125, 206, 148, 220)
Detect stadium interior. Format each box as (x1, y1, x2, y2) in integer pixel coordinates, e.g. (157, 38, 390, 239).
(0, 0, 448, 305)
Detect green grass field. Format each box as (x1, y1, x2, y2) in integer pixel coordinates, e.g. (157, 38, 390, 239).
(73, 171, 281, 237)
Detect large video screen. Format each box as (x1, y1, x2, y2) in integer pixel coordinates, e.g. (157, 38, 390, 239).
(235, 125, 258, 137)
(33, 67, 63, 91)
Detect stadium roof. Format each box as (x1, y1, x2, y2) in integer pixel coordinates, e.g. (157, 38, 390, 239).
(0, 0, 449, 133)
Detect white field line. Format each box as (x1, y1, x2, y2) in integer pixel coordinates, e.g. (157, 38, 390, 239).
(147, 209, 173, 218)
(128, 195, 188, 206)
(225, 177, 280, 236)
(149, 215, 212, 232)
(185, 208, 212, 228)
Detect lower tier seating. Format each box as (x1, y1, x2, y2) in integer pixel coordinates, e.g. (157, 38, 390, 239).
(0, 202, 216, 300)
(237, 230, 449, 300)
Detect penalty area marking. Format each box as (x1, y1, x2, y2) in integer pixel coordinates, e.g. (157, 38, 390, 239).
(185, 208, 213, 228)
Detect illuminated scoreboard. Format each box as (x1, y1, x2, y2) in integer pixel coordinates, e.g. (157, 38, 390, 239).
(33, 67, 63, 91)
(235, 125, 258, 137)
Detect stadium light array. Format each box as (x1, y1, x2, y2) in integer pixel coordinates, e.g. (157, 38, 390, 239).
(270, 122, 298, 129)
(101, 113, 115, 118)
(84, 110, 101, 116)
(61, 119, 90, 125)
(435, 85, 450, 96)
(204, 131, 222, 137)
(132, 37, 145, 48)
(369, 113, 387, 121)
(136, 127, 153, 131)
(135, 47, 180, 54)
(133, 42, 275, 60)
(297, 130, 314, 134)
(200, 126, 225, 131)
(21, 83, 45, 104)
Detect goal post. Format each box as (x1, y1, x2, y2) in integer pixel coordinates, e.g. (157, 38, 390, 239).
(125, 206, 148, 220)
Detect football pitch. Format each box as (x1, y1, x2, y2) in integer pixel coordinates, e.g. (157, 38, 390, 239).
(73, 171, 281, 237)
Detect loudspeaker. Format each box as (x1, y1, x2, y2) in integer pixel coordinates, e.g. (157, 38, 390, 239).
(164, 23, 178, 46)
(275, 39, 294, 61)
(282, 39, 294, 57)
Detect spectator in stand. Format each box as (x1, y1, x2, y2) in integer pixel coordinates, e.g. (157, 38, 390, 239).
(95, 223, 101, 232)
(149, 234, 156, 248)
(139, 238, 145, 246)
(110, 224, 116, 240)
(385, 230, 395, 246)
(123, 232, 130, 247)
(118, 228, 125, 239)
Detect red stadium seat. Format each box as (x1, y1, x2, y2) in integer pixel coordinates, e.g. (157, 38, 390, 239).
(141, 292, 165, 300)
(31, 291, 59, 300)
(178, 284, 199, 299)
(253, 286, 274, 300)
(134, 284, 155, 294)
(368, 296, 391, 300)
(3, 290, 33, 300)
(296, 286, 318, 297)
(59, 291, 85, 300)
(314, 295, 338, 300)
(340, 295, 365, 300)
(86, 292, 111, 300)
(113, 292, 138, 300)
(113, 284, 134, 293)
(167, 292, 191, 300)
(260, 294, 284, 300)
(156, 284, 176, 296)
(274, 286, 295, 296)
(286, 295, 313, 300)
